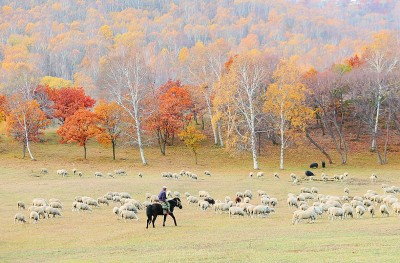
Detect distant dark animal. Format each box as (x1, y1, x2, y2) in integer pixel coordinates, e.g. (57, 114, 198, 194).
(310, 163, 318, 169)
(146, 198, 182, 229)
(235, 196, 242, 203)
(322, 161, 326, 168)
(305, 171, 315, 177)
(204, 197, 215, 205)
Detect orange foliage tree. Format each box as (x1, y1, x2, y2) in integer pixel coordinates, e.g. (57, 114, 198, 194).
(46, 87, 96, 123)
(147, 80, 193, 155)
(57, 109, 101, 159)
(6, 96, 50, 160)
(178, 125, 206, 165)
(94, 100, 124, 160)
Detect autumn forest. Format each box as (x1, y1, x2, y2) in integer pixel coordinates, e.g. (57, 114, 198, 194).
(0, 0, 400, 170)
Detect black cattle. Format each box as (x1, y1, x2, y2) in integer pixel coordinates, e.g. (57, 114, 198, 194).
(322, 161, 326, 168)
(305, 170, 315, 177)
(310, 162, 318, 169)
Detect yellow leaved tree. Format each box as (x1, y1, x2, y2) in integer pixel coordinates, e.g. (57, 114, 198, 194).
(178, 125, 206, 165)
(264, 57, 314, 170)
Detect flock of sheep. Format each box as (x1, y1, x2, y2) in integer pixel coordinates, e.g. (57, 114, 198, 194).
(14, 167, 400, 227)
(40, 168, 137, 178)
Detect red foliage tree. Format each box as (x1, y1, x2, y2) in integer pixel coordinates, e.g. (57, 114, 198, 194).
(47, 87, 95, 123)
(57, 109, 101, 159)
(6, 96, 50, 159)
(147, 81, 193, 155)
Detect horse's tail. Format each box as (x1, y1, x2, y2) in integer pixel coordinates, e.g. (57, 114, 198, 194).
(146, 205, 152, 219)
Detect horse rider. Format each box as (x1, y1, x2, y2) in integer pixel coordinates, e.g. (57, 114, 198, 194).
(158, 186, 170, 215)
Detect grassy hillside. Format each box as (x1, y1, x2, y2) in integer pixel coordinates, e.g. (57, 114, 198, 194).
(1, 130, 400, 262)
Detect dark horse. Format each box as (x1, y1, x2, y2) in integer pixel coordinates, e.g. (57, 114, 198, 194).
(146, 197, 182, 229)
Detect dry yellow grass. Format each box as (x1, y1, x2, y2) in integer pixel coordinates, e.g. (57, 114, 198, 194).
(1, 130, 400, 262)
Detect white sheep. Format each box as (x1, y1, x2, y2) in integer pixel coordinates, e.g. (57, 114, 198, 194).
(113, 207, 120, 215)
(97, 197, 109, 206)
(236, 192, 244, 198)
(204, 170, 211, 176)
(115, 169, 126, 175)
(225, 196, 231, 203)
(290, 173, 298, 181)
(47, 207, 62, 218)
(311, 187, 318, 194)
(184, 192, 191, 198)
(94, 171, 103, 177)
(17, 201, 25, 210)
(243, 190, 253, 199)
(269, 198, 278, 207)
(379, 204, 389, 217)
(287, 196, 298, 208)
(257, 190, 267, 197)
(40, 168, 48, 174)
(173, 191, 181, 198)
(56, 169, 68, 177)
(49, 202, 63, 210)
(14, 213, 26, 224)
(342, 204, 354, 218)
(85, 198, 99, 207)
(32, 198, 47, 207)
(78, 172, 83, 177)
(120, 210, 139, 221)
(256, 171, 264, 178)
(344, 188, 350, 196)
(321, 173, 328, 181)
(328, 207, 344, 220)
(107, 172, 114, 178)
(355, 205, 366, 218)
(72, 168, 77, 175)
(300, 187, 311, 193)
(368, 206, 375, 217)
(370, 173, 378, 183)
(120, 192, 132, 199)
(199, 200, 210, 211)
(30, 211, 39, 224)
(292, 207, 316, 225)
(214, 203, 230, 214)
(252, 205, 273, 218)
(273, 172, 280, 179)
(229, 207, 245, 218)
(138, 172, 143, 178)
(187, 196, 199, 205)
(199, 191, 210, 198)
(120, 204, 139, 214)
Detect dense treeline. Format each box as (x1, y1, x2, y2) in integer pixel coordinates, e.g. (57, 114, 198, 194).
(0, 1, 399, 168)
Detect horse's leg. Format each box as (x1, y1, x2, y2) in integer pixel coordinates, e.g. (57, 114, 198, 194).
(170, 213, 177, 226)
(146, 216, 150, 229)
(152, 215, 157, 228)
(163, 214, 167, 227)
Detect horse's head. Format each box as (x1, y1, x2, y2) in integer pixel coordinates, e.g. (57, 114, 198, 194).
(174, 198, 183, 209)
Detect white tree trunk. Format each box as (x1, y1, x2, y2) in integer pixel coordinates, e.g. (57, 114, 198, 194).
(23, 116, 35, 160)
(207, 103, 218, 145)
(250, 131, 259, 170)
(217, 120, 224, 147)
(371, 85, 382, 151)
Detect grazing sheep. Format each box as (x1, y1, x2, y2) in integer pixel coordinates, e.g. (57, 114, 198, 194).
(180, 170, 186, 177)
(173, 191, 181, 198)
(311, 187, 318, 194)
(261, 196, 270, 205)
(120, 192, 132, 199)
(321, 173, 329, 182)
(199, 191, 210, 198)
(243, 197, 250, 203)
(292, 207, 316, 225)
(56, 169, 68, 177)
(257, 190, 267, 197)
(94, 172, 103, 177)
(310, 162, 318, 169)
(214, 203, 231, 214)
(342, 204, 354, 218)
(300, 187, 311, 194)
(269, 198, 278, 207)
(107, 172, 114, 178)
(120, 210, 139, 221)
(113, 196, 122, 203)
(191, 174, 198, 180)
(229, 207, 245, 218)
(40, 168, 48, 174)
(256, 172, 264, 178)
(47, 207, 62, 218)
(75, 202, 92, 212)
(28, 206, 47, 219)
(17, 201, 25, 210)
(184, 192, 191, 198)
(115, 169, 126, 175)
(49, 198, 61, 204)
(85, 199, 99, 207)
(32, 198, 47, 207)
(113, 207, 120, 215)
(379, 204, 389, 217)
(225, 196, 231, 203)
(149, 195, 158, 203)
(243, 190, 253, 199)
(145, 193, 152, 200)
(199, 200, 210, 211)
(120, 204, 139, 213)
(49, 202, 63, 210)
(204, 170, 211, 176)
(138, 172, 143, 178)
(14, 213, 26, 224)
(236, 192, 244, 198)
(252, 205, 273, 218)
(355, 205, 366, 218)
(290, 173, 298, 181)
(72, 168, 77, 175)
(370, 173, 378, 183)
(78, 172, 83, 177)
(98, 197, 109, 206)
(344, 188, 350, 196)
(30, 211, 39, 224)
(328, 207, 344, 220)
(368, 206, 375, 217)
(274, 172, 280, 179)
(287, 196, 298, 208)
(187, 196, 199, 205)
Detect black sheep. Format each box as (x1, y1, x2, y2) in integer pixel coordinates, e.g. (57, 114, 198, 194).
(305, 170, 315, 177)
(309, 162, 318, 169)
(322, 161, 326, 168)
(204, 197, 215, 205)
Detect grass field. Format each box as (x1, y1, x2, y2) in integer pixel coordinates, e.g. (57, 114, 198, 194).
(1, 130, 400, 262)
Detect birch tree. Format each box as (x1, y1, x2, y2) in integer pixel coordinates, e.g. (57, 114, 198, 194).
(264, 57, 314, 170)
(99, 46, 152, 165)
